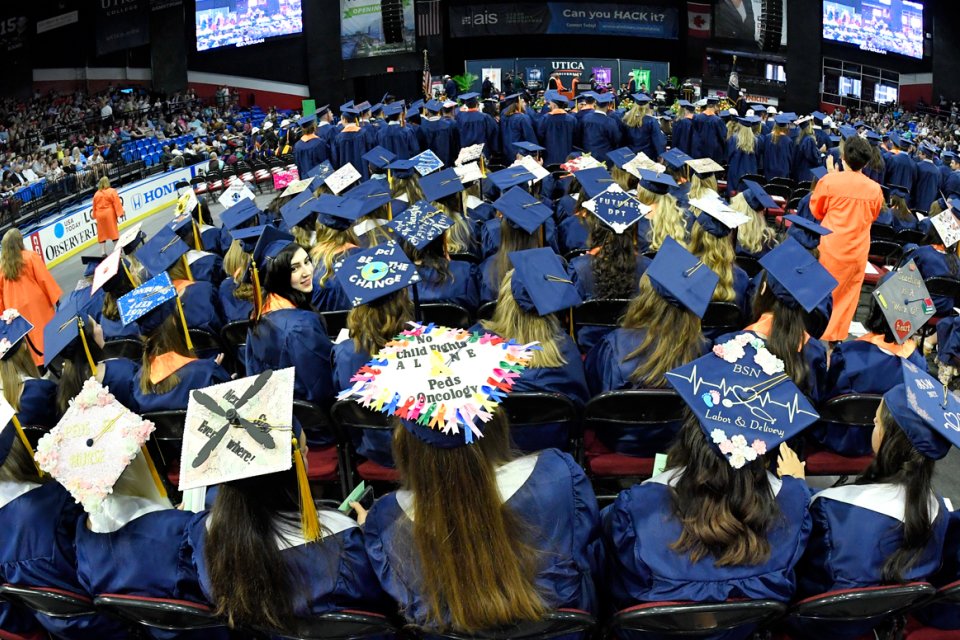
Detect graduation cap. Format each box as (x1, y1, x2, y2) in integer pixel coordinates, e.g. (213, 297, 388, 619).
(230, 225, 267, 252)
(459, 92, 480, 104)
(382, 102, 405, 118)
(774, 114, 794, 126)
(306, 160, 335, 182)
(412, 149, 445, 176)
(345, 180, 393, 217)
(355, 101, 372, 112)
(575, 167, 618, 199)
(501, 93, 521, 108)
(665, 334, 819, 469)
(336, 243, 420, 307)
(795, 115, 813, 127)
(607, 147, 637, 170)
(316, 104, 331, 117)
(690, 196, 750, 237)
(931, 208, 960, 248)
(508, 248, 582, 316)
(35, 378, 165, 514)
(645, 236, 719, 318)
(738, 115, 762, 126)
(784, 214, 832, 250)
(323, 163, 362, 195)
(838, 124, 858, 139)
(118, 223, 145, 254)
(135, 226, 190, 278)
(872, 261, 935, 344)
(90, 248, 128, 296)
(865, 131, 882, 145)
(686, 158, 725, 177)
(810, 166, 828, 181)
(220, 198, 261, 231)
(678, 100, 695, 110)
(494, 186, 553, 234)
(583, 185, 650, 234)
(741, 180, 778, 211)
(406, 105, 422, 120)
(279, 178, 315, 200)
(513, 141, 545, 157)
(637, 169, 678, 196)
(386, 158, 417, 180)
(81, 255, 104, 278)
(420, 168, 465, 202)
(594, 92, 614, 106)
(424, 99, 443, 113)
(546, 92, 569, 107)
(662, 148, 693, 172)
(339, 100, 355, 113)
(44, 298, 97, 371)
(632, 93, 652, 104)
(705, 95, 720, 105)
(280, 188, 322, 230)
(883, 360, 960, 460)
(297, 114, 316, 127)
(248, 226, 296, 315)
(488, 166, 536, 192)
(117, 271, 192, 351)
(759, 237, 838, 313)
(387, 201, 453, 250)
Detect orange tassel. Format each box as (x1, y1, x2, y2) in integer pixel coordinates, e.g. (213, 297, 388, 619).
(292, 438, 321, 543)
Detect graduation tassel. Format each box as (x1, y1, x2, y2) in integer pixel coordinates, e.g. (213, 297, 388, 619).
(174, 297, 194, 352)
(293, 437, 321, 543)
(140, 446, 168, 499)
(190, 220, 202, 251)
(181, 255, 194, 281)
(11, 415, 41, 476)
(76, 318, 98, 377)
(251, 262, 264, 321)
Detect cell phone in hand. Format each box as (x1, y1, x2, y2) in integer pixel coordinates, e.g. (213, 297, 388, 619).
(338, 481, 374, 513)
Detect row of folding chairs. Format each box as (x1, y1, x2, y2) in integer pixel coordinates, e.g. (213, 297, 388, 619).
(2, 578, 958, 639)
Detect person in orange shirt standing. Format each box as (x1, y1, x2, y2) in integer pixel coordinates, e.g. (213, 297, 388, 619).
(809, 135, 884, 344)
(92, 176, 124, 255)
(0, 229, 62, 367)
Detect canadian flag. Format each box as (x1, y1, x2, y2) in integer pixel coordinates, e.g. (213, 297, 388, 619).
(688, 2, 712, 38)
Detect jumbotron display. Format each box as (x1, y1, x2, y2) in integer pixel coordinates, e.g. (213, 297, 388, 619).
(823, 0, 923, 60)
(196, 0, 303, 52)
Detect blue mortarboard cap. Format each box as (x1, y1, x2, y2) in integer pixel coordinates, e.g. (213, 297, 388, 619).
(382, 102, 404, 118)
(883, 360, 960, 460)
(341, 106, 360, 118)
(410, 99, 424, 112)
(742, 180, 778, 211)
(459, 92, 479, 102)
(501, 93, 521, 108)
(252, 226, 296, 274)
(896, 134, 913, 149)
(665, 336, 820, 468)
(117, 272, 177, 330)
(865, 131, 882, 145)
(316, 104, 330, 117)
(339, 100, 355, 113)
(706, 95, 720, 104)
(590, 189, 647, 234)
(678, 100, 694, 109)
(943, 151, 959, 163)
(337, 243, 420, 307)
(839, 125, 858, 139)
(420, 168, 465, 202)
(889, 132, 901, 147)
(631, 93, 652, 104)
(406, 106, 421, 120)
(812, 111, 827, 122)
(645, 236, 719, 318)
(774, 114, 794, 126)
(784, 214, 832, 250)
(386, 158, 417, 179)
(737, 115, 762, 126)
(487, 166, 536, 191)
(594, 92, 614, 105)
(889, 185, 909, 200)
(168, 214, 194, 239)
(424, 99, 443, 113)
(810, 166, 828, 181)
(43, 298, 85, 367)
(311, 195, 364, 231)
(346, 180, 393, 217)
(81, 254, 104, 278)
(297, 114, 316, 127)
(355, 101, 371, 113)
(306, 160, 335, 181)
(662, 148, 694, 172)
(387, 201, 453, 250)
(695, 211, 732, 238)
(546, 92, 569, 106)
(136, 226, 190, 277)
(607, 147, 637, 170)
(494, 187, 553, 234)
(638, 169, 678, 196)
(0, 311, 33, 360)
(280, 188, 319, 228)
(362, 146, 397, 170)
(220, 198, 261, 230)
(230, 225, 267, 252)
(370, 103, 383, 115)
(513, 141, 545, 155)
(508, 248, 582, 316)
(575, 167, 618, 199)
(759, 237, 838, 312)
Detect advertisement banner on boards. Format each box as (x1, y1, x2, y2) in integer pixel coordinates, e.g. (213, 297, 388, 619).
(95, 0, 150, 56)
(27, 164, 200, 266)
(450, 3, 679, 39)
(341, 0, 416, 60)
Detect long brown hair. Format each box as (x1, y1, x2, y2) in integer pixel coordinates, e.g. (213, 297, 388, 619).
(392, 412, 546, 632)
(589, 219, 637, 299)
(666, 418, 781, 566)
(139, 311, 193, 395)
(858, 403, 939, 583)
(481, 271, 566, 368)
(1, 229, 24, 280)
(621, 276, 703, 387)
(0, 437, 44, 483)
(0, 340, 40, 410)
(688, 223, 735, 302)
(347, 290, 414, 355)
(487, 220, 541, 294)
(752, 277, 811, 393)
(311, 226, 358, 287)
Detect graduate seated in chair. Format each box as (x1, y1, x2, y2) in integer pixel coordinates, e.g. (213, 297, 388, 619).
(0, 311, 58, 428)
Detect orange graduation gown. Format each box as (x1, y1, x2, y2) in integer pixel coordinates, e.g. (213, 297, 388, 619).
(0, 250, 62, 366)
(809, 170, 884, 342)
(92, 187, 123, 242)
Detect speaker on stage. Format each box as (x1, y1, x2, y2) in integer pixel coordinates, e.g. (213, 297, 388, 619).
(756, 0, 783, 52)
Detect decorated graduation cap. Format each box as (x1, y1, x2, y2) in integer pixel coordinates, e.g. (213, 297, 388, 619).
(574, 166, 618, 199)
(387, 201, 453, 250)
(35, 378, 166, 513)
(759, 237, 838, 313)
(494, 186, 553, 234)
(323, 163, 362, 196)
(420, 167, 465, 202)
(118, 272, 193, 349)
(508, 248, 582, 316)
(690, 196, 750, 238)
(279, 177, 315, 200)
(488, 166, 537, 191)
(645, 236, 719, 318)
(662, 148, 693, 172)
(306, 160, 335, 181)
(338, 322, 537, 448)
(931, 208, 960, 248)
(741, 180, 779, 211)
(686, 157, 725, 177)
(362, 146, 396, 171)
(607, 147, 637, 170)
(637, 169, 678, 195)
(412, 149, 445, 176)
(583, 184, 650, 234)
(872, 260, 935, 344)
(666, 334, 819, 469)
(220, 198, 261, 231)
(0, 309, 34, 361)
(118, 222, 146, 254)
(336, 243, 420, 307)
(44, 297, 98, 372)
(883, 360, 960, 460)
(136, 225, 191, 278)
(311, 194, 364, 231)
(784, 214, 832, 250)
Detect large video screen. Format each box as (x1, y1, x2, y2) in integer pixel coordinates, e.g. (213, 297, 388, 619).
(823, 0, 923, 60)
(196, 0, 303, 52)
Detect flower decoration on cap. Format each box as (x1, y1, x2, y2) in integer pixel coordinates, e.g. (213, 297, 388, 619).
(711, 429, 767, 469)
(713, 333, 785, 376)
(1, 309, 20, 324)
(338, 323, 537, 448)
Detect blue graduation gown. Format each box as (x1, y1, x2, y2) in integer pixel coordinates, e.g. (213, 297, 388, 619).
(726, 137, 758, 195)
(294, 136, 327, 178)
(903, 244, 960, 314)
(190, 509, 386, 618)
(571, 253, 650, 352)
(479, 217, 558, 263)
(691, 113, 727, 165)
(377, 124, 420, 160)
(332, 130, 371, 178)
(100, 357, 140, 412)
(364, 449, 601, 630)
(884, 151, 918, 195)
(133, 358, 230, 413)
(311, 262, 355, 313)
(914, 160, 941, 212)
(419, 118, 460, 167)
(760, 134, 794, 181)
(185, 252, 223, 285)
(916, 510, 960, 630)
(812, 338, 926, 456)
(579, 111, 622, 163)
(500, 113, 538, 157)
(101, 313, 141, 341)
(456, 110, 499, 157)
(671, 117, 695, 155)
(537, 112, 577, 166)
(414, 262, 480, 311)
(603, 470, 811, 623)
(333, 340, 393, 467)
(554, 194, 578, 222)
(217, 278, 253, 323)
(793, 136, 823, 182)
(626, 116, 666, 160)
(944, 170, 960, 198)
(19, 378, 58, 428)
(245, 308, 335, 412)
(179, 280, 224, 336)
(557, 215, 589, 256)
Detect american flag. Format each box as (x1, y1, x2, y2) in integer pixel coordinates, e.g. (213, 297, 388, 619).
(416, 0, 441, 37)
(422, 49, 431, 100)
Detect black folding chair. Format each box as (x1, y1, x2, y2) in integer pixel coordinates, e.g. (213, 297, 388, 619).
(419, 303, 472, 329)
(319, 311, 350, 339)
(405, 609, 595, 640)
(476, 301, 497, 322)
(870, 223, 896, 240)
(896, 228, 925, 245)
(94, 594, 226, 633)
(0, 584, 95, 618)
(254, 609, 401, 639)
(702, 302, 744, 339)
(869, 240, 903, 267)
(498, 392, 581, 455)
(805, 393, 881, 478)
(329, 399, 398, 485)
(608, 599, 786, 639)
(101, 339, 144, 361)
(142, 410, 187, 491)
(220, 320, 250, 376)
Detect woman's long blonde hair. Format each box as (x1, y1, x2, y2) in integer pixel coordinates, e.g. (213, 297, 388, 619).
(621, 276, 703, 386)
(688, 222, 736, 302)
(1, 229, 24, 280)
(0, 340, 40, 410)
(311, 226, 358, 287)
(347, 290, 413, 356)
(729, 193, 776, 255)
(637, 187, 687, 251)
(435, 194, 473, 255)
(481, 270, 566, 368)
(688, 174, 718, 200)
(223, 240, 254, 302)
(736, 125, 756, 154)
(622, 103, 649, 128)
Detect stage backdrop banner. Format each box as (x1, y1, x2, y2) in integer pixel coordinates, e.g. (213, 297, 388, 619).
(95, 0, 150, 56)
(450, 3, 678, 39)
(465, 58, 671, 95)
(341, 0, 416, 60)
